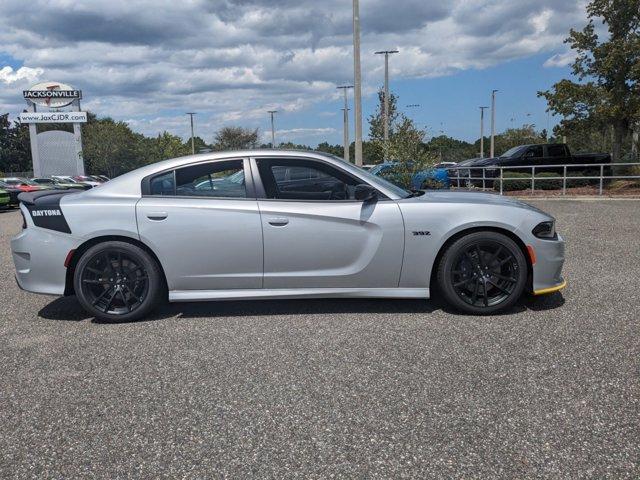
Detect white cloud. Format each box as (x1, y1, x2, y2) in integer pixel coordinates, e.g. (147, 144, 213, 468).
(543, 51, 576, 68)
(0, 0, 588, 142)
(0, 66, 43, 84)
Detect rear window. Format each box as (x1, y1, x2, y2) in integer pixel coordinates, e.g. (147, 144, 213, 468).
(547, 145, 567, 157)
(149, 171, 175, 196)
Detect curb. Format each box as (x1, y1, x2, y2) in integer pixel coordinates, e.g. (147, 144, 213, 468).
(515, 196, 640, 201)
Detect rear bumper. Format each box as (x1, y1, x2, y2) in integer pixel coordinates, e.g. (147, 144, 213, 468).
(11, 222, 76, 296)
(531, 234, 566, 294)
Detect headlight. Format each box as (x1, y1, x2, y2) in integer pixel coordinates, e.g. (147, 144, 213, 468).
(532, 221, 556, 239)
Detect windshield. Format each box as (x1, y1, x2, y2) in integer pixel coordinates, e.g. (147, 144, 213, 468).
(368, 164, 388, 175)
(5, 178, 34, 185)
(320, 155, 411, 199)
(500, 146, 527, 158)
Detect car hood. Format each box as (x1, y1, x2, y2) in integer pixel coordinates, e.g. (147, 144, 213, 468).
(404, 190, 549, 215)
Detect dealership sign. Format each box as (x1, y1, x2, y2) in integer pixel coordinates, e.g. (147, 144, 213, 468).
(23, 82, 82, 108)
(18, 111, 87, 123)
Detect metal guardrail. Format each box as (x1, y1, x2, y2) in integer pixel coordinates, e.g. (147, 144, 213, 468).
(447, 162, 640, 195)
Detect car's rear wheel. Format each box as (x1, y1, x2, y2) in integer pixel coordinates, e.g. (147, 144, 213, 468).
(437, 231, 527, 314)
(74, 241, 164, 322)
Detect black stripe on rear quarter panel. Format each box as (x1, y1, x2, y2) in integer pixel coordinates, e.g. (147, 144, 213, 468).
(19, 190, 75, 234)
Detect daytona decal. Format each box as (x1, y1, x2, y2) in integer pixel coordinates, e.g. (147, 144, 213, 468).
(26, 205, 71, 234)
(30, 209, 62, 217)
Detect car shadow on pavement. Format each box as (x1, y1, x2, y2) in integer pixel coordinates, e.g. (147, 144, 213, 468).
(37, 292, 565, 324)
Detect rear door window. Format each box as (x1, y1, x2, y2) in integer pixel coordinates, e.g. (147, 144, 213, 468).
(147, 160, 248, 198)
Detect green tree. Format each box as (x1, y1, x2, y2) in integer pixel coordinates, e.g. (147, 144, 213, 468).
(316, 142, 343, 156)
(492, 125, 547, 157)
(0, 114, 32, 174)
(365, 91, 441, 188)
(147, 131, 190, 161)
(275, 142, 312, 150)
(367, 89, 401, 163)
(82, 117, 142, 177)
(213, 126, 259, 150)
(538, 0, 640, 161)
(368, 90, 400, 141)
(424, 135, 476, 162)
(184, 136, 211, 153)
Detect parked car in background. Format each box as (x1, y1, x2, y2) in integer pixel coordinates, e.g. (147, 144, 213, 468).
(0, 181, 22, 207)
(94, 175, 110, 182)
(369, 162, 451, 190)
(434, 161, 458, 169)
(0, 177, 47, 192)
(453, 143, 612, 184)
(73, 175, 102, 187)
(0, 188, 9, 208)
(52, 176, 94, 189)
(31, 177, 89, 190)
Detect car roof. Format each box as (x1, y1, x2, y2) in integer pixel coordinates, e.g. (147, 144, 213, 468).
(83, 149, 403, 200)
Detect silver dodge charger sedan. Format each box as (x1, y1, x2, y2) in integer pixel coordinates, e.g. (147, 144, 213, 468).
(11, 150, 566, 321)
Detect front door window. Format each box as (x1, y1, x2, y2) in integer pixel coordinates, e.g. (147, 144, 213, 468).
(257, 158, 361, 201)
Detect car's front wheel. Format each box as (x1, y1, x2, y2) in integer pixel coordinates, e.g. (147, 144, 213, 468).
(436, 231, 527, 314)
(73, 241, 164, 322)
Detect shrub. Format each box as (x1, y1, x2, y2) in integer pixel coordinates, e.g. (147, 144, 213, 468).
(607, 179, 640, 190)
(493, 172, 532, 191)
(535, 172, 563, 190)
(421, 178, 447, 190)
(493, 171, 589, 191)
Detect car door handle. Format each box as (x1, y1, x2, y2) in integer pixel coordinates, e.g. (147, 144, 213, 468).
(146, 211, 168, 221)
(267, 217, 289, 226)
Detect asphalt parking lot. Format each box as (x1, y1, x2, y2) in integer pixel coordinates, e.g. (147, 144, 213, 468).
(1, 200, 638, 479)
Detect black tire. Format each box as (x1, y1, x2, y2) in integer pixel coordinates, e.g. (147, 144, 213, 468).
(73, 241, 164, 322)
(437, 231, 527, 315)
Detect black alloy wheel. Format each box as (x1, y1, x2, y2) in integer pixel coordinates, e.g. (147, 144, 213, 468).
(437, 231, 527, 314)
(74, 241, 164, 322)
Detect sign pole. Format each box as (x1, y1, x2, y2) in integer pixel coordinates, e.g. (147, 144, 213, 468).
(27, 102, 41, 176)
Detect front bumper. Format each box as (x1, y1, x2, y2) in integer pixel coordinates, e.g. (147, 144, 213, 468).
(534, 279, 567, 296)
(531, 234, 566, 295)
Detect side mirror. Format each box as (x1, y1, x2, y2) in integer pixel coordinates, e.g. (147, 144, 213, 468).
(354, 184, 377, 202)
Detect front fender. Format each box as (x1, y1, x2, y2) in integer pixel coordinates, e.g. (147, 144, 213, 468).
(397, 200, 540, 288)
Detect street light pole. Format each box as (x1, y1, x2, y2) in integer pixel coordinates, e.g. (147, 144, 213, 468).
(337, 85, 354, 162)
(186, 112, 196, 154)
(352, 0, 363, 166)
(479, 106, 488, 158)
(490, 89, 498, 158)
(375, 49, 399, 160)
(267, 110, 277, 148)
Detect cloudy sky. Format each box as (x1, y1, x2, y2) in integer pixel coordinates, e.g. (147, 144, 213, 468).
(0, 0, 588, 145)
